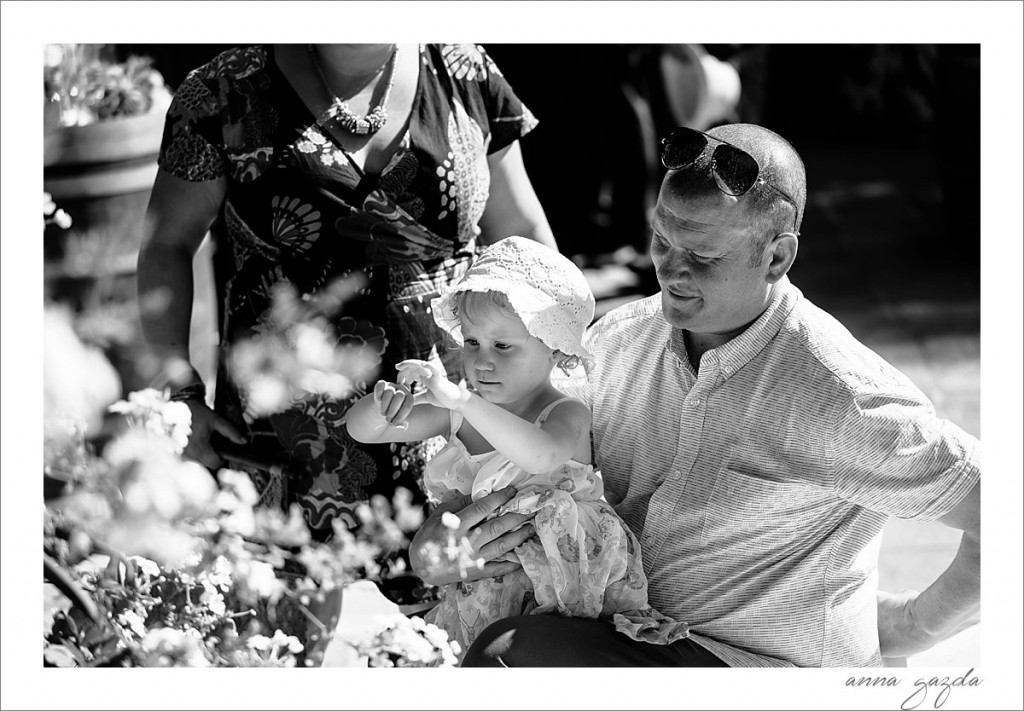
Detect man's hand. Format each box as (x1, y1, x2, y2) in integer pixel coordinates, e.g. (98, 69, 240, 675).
(878, 485, 981, 661)
(409, 486, 535, 587)
(182, 399, 246, 469)
(877, 589, 933, 659)
(877, 574, 980, 659)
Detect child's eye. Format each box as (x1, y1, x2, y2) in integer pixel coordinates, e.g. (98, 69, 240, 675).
(464, 338, 479, 348)
(495, 343, 511, 351)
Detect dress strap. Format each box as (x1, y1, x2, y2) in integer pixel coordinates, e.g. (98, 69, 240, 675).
(448, 408, 464, 439)
(534, 397, 584, 425)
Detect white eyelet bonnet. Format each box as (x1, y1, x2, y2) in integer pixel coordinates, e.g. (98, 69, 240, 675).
(431, 236, 595, 360)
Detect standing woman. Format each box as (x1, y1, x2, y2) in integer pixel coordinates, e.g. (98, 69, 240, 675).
(137, 44, 554, 538)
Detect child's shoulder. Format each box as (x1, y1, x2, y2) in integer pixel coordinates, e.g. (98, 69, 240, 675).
(536, 394, 591, 424)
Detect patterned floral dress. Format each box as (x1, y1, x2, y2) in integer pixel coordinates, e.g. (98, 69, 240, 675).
(422, 399, 690, 661)
(157, 44, 538, 535)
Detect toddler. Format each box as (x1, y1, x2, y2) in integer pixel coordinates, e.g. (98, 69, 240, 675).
(346, 236, 687, 659)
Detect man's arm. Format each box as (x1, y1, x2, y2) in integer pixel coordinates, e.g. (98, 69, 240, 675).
(877, 481, 980, 659)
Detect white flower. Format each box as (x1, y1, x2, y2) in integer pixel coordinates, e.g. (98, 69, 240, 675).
(44, 305, 121, 435)
(198, 556, 233, 591)
(105, 519, 199, 568)
(440, 512, 461, 530)
(246, 375, 290, 416)
(172, 460, 217, 510)
(109, 389, 193, 454)
(117, 609, 147, 638)
(139, 627, 210, 667)
(218, 469, 261, 507)
(200, 583, 227, 616)
(128, 556, 161, 579)
(271, 629, 304, 654)
(246, 634, 273, 651)
(243, 560, 283, 598)
(53, 209, 72, 229)
(293, 323, 335, 369)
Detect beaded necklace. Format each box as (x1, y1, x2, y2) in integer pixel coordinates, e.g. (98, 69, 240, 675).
(307, 44, 400, 136)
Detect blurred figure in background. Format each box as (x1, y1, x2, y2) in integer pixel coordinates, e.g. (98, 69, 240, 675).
(136, 44, 554, 543)
(487, 44, 741, 282)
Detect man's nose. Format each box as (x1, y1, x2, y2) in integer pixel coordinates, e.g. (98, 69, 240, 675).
(672, 247, 700, 272)
(656, 255, 689, 280)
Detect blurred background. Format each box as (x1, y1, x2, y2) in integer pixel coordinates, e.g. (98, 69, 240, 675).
(43, 43, 980, 666)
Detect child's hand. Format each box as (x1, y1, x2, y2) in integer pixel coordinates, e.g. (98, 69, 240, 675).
(396, 359, 469, 411)
(372, 380, 416, 430)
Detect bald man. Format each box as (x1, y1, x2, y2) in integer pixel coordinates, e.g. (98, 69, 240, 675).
(410, 124, 980, 667)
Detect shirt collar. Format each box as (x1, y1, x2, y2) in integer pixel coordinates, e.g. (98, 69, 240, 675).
(666, 276, 801, 380)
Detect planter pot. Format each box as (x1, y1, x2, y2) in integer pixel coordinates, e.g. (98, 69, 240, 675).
(44, 109, 166, 395)
(44, 109, 163, 274)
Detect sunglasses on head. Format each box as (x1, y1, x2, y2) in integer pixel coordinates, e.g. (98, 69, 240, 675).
(661, 127, 800, 233)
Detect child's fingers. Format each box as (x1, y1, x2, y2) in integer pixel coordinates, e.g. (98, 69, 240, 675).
(397, 360, 434, 383)
(383, 388, 410, 422)
(392, 393, 418, 426)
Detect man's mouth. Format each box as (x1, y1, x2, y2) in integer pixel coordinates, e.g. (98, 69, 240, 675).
(666, 286, 698, 300)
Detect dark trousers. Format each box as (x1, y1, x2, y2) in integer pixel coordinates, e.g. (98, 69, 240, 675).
(461, 614, 728, 667)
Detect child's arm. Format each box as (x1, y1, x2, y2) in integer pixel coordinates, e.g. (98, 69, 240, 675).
(396, 360, 591, 475)
(345, 380, 449, 444)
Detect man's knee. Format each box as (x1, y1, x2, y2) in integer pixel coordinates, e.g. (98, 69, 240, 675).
(460, 615, 547, 667)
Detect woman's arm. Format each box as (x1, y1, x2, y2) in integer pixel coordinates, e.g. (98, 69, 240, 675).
(137, 168, 245, 466)
(345, 380, 449, 444)
(137, 168, 226, 369)
(478, 141, 556, 248)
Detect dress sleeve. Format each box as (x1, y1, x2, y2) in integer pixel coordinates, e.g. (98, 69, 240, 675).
(440, 44, 539, 155)
(156, 64, 227, 182)
(830, 390, 980, 521)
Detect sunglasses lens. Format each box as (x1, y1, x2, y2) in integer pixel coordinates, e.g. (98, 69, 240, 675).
(661, 129, 707, 170)
(713, 145, 760, 195)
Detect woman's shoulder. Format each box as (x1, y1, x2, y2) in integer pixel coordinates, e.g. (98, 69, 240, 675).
(182, 46, 271, 91)
(425, 43, 502, 83)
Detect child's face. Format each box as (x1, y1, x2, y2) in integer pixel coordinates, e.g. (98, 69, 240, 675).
(460, 307, 556, 406)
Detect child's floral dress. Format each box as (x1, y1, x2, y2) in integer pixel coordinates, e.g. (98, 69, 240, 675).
(421, 397, 689, 660)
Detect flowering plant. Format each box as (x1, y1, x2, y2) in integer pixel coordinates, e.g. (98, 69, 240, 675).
(42, 277, 471, 667)
(44, 44, 170, 127)
(44, 192, 72, 230)
(44, 387, 421, 667)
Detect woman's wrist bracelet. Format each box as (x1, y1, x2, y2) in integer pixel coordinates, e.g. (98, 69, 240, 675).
(168, 382, 207, 403)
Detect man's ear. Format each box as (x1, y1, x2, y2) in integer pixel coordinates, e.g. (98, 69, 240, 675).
(766, 232, 798, 284)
